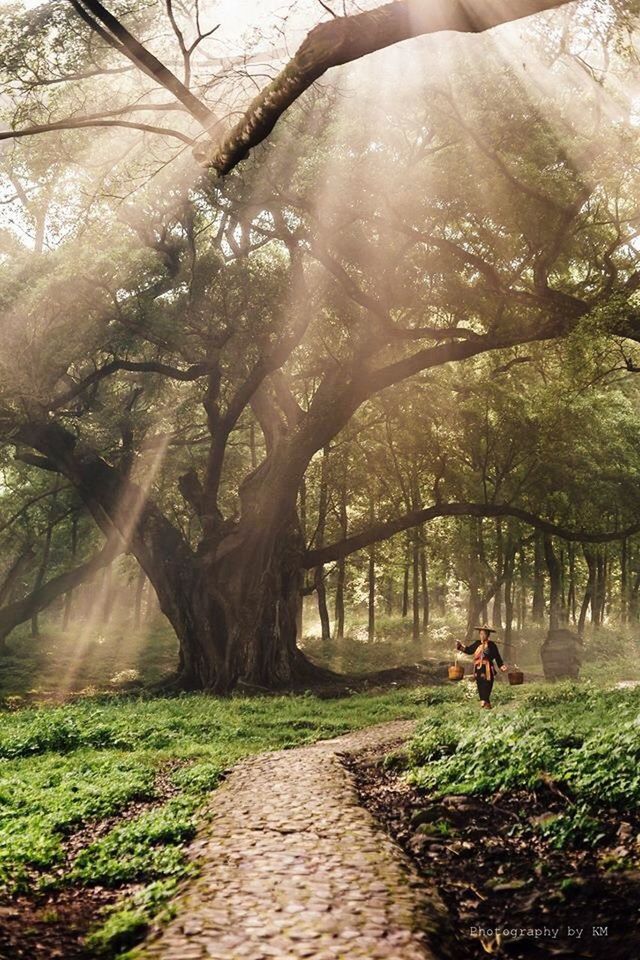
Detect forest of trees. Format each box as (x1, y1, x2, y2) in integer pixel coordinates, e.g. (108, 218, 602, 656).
(1, 0, 640, 691)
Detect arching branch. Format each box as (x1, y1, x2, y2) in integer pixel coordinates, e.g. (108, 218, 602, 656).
(304, 501, 640, 567)
(0, 537, 124, 644)
(50, 359, 214, 410)
(0, 118, 194, 145)
(196, 0, 574, 174)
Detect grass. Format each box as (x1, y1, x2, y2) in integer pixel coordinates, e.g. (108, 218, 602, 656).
(399, 679, 640, 850)
(0, 687, 427, 956)
(2, 615, 640, 956)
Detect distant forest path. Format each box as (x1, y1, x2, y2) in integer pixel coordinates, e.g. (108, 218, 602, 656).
(140, 720, 446, 960)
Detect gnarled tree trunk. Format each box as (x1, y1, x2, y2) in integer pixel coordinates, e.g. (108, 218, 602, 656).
(15, 421, 318, 692)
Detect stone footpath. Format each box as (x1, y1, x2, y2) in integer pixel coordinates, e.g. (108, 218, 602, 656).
(141, 720, 446, 960)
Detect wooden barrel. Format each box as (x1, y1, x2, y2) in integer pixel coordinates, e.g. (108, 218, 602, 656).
(508, 669, 524, 685)
(448, 664, 464, 682)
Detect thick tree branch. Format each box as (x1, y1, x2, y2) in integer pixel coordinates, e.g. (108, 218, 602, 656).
(14, 420, 194, 573)
(50, 359, 214, 410)
(360, 310, 584, 400)
(15, 453, 59, 472)
(304, 501, 640, 567)
(69, 0, 215, 127)
(195, 0, 574, 174)
(391, 219, 505, 292)
(269, 370, 305, 427)
(0, 547, 36, 606)
(0, 537, 123, 643)
(201, 256, 311, 515)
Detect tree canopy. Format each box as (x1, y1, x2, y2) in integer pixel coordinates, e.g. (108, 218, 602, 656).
(1, 0, 640, 690)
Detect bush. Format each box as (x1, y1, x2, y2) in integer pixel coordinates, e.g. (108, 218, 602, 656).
(403, 682, 640, 837)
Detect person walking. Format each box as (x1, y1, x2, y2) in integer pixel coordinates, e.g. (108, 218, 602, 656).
(456, 625, 507, 709)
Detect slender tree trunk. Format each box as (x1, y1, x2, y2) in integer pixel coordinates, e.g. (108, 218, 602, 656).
(368, 550, 376, 643)
(583, 546, 597, 628)
(477, 520, 489, 623)
(62, 514, 79, 629)
(503, 543, 516, 662)
(334, 473, 347, 642)
(594, 551, 606, 626)
(402, 561, 409, 618)
(577, 586, 590, 636)
(366, 492, 376, 642)
(385, 573, 393, 615)
(313, 447, 331, 643)
(31, 519, 55, 638)
(543, 536, 565, 631)
(504, 586, 514, 661)
(517, 543, 526, 630)
(532, 532, 545, 623)
(315, 567, 331, 643)
(621, 538, 628, 624)
(567, 543, 576, 624)
(420, 543, 429, 632)
(412, 532, 420, 642)
(630, 571, 640, 623)
(492, 520, 503, 629)
(605, 549, 613, 621)
(466, 521, 480, 639)
(334, 561, 346, 641)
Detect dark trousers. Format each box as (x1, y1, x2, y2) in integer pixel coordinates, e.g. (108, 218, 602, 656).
(476, 675, 494, 702)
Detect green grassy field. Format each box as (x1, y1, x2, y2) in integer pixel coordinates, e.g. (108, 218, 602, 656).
(0, 688, 426, 956)
(397, 679, 640, 849)
(3, 676, 638, 956)
(1, 615, 639, 957)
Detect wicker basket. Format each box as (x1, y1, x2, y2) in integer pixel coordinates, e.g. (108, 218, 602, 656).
(508, 668, 524, 685)
(448, 664, 465, 682)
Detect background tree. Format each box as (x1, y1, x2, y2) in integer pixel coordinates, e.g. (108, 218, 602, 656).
(1, 1, 640, 690)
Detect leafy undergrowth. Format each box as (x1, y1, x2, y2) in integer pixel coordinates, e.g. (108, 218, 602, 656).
(361, 680, 640, 959)
(0, 688, 425, 958)
(402, 681, 640, 821)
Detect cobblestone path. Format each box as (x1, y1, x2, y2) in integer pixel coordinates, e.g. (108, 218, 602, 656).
(141, 720, 447, 960)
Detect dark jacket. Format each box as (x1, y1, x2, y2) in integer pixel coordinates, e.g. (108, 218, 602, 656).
(460, 639, 504, 677)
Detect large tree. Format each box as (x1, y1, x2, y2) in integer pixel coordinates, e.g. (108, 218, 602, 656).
(1, 0, 640, 690)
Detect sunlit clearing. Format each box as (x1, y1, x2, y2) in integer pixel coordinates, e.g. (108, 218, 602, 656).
(56, 431, 170, 694)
